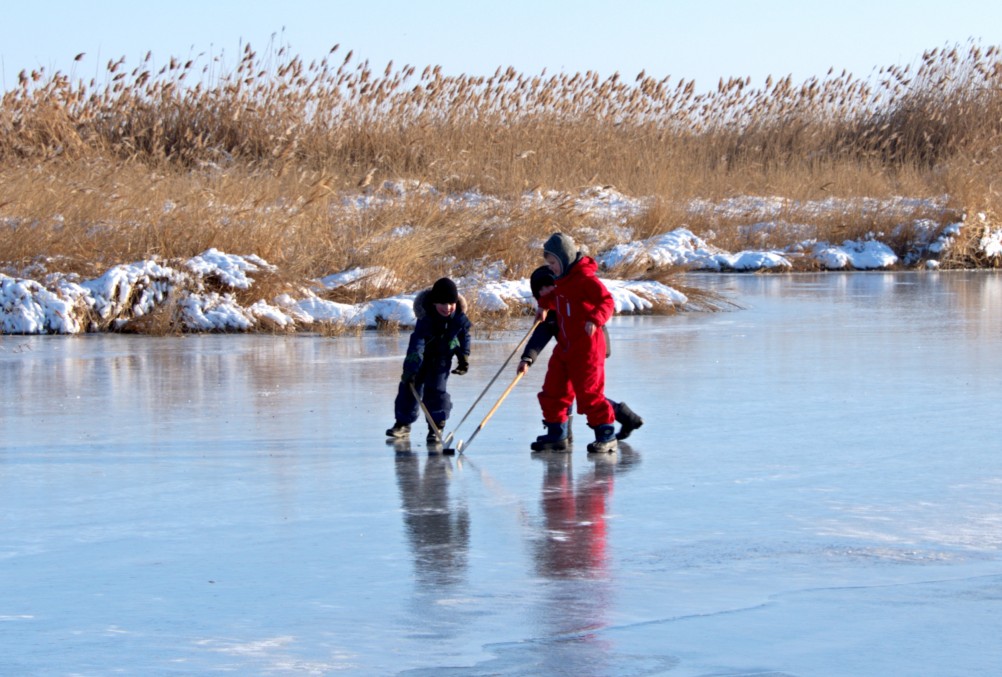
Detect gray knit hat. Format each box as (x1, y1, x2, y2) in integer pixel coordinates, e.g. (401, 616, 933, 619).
(542, 232, 579, 278)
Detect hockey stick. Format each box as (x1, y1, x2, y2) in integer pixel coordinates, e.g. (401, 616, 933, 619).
(408, 382, 456, 454)
(442, 319, 541, 448)
(456, 370, 525, 454)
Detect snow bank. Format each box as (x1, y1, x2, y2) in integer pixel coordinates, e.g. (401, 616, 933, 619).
(597, 228, 793, 272)
(0, 248, 692, 334)
(0, 187, 982, 335)
(184, 248, 275, 289)
(0, 276, 87, 334)
(813, 239, 899, 270)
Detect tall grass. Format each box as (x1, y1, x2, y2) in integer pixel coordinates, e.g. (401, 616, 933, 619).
(2, 39, 1001, 292)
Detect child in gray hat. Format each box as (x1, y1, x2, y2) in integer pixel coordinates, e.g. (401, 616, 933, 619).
(530, 233, 619, 453)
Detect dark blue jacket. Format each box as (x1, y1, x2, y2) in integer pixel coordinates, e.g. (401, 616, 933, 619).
(403, 289, 472, 380)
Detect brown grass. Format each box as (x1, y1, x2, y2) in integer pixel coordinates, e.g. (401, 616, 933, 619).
(2, 39, 1002, 331)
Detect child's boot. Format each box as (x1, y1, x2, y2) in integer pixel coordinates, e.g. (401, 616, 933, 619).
(530, 420, 569, 452)
(386, 421, 411, 438)
(587, 423, 618, 454)
(614, 402, 644, 440)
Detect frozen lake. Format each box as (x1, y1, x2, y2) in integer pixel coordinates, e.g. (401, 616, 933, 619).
(3, 271, 1002, 676)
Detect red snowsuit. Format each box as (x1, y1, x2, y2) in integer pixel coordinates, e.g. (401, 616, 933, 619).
(537, 256, 616, 427)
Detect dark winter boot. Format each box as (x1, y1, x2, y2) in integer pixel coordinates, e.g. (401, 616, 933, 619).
(587, 423, 618, 454)
(386, 421, 411, 438)
(614, 401, 644, 440)
(530, 420, 569, 452)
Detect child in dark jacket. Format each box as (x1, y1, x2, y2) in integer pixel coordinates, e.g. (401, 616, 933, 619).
(530, 232, 621, 453)
(518, 265, 644, 450)
(386, 277, 471, 447)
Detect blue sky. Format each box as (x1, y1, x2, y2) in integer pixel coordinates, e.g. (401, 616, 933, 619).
(4, 0, 1002, 91)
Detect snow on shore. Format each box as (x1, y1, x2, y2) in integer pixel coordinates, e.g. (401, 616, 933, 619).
(0, 185, 990, 335)
(0, 251, 684, 335)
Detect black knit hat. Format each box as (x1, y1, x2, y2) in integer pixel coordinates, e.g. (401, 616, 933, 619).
(429, 277, 459, 304)
(529, 266, 556, 301)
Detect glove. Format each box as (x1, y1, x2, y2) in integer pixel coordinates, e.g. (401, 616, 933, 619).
(451, 357, 469, 376)
(402, 371, 416, 385)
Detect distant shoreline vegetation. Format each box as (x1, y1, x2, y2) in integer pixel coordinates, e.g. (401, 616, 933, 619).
(2, 40, 1001, 334)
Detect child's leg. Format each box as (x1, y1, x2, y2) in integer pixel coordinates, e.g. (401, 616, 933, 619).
(571, 352, 615, 428)
(530, 356, 574, 452)
(568, 342, 618, 452)
(538, 350, 575, 423)
(421, 367, 453, 425)
(393, 379, 420, 425)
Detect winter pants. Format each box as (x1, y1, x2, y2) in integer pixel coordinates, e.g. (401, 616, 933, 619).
(394, 364, 453, 427)
(538, 341, 615, 428)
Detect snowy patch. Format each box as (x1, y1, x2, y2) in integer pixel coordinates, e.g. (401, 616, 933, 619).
(524, 185, 649, 222)
(596, 228, 793, 272)
(931, 222, 963, 253)
(605, 279, 688, 312)
(82, 260, 187, 327)
(180, 292, 256, 331)
(813, 239, 899, 270)
(0, 275, 87, 334)
(319, 266, 399, 290)
(976, 212, 1002, 259)
(688, 194, 946, 222)
(277, 295, 359, 325)
(470, 277, 686, 314)
(709, 250, 793, 272)
(475, 280, 532, 312)
(185, 248, 275, 289)
(597, 229, 727, 270)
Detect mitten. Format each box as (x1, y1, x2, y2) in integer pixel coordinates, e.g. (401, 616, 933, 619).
(451, 356, 469, 375)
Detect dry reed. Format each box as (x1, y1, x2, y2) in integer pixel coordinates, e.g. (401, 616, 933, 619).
(2, 39, 1002, 330)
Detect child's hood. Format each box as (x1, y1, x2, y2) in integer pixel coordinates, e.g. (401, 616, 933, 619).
(413, 288, 469, 320)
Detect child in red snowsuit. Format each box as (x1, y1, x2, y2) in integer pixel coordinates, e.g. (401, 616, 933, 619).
(532, 232, 618, 453)
(519, 265, 644, 448)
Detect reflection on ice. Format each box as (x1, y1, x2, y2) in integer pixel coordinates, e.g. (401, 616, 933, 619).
(531, 450, 639, 580)
(396, 454, 470, 589)
(526, 451, 632, 677)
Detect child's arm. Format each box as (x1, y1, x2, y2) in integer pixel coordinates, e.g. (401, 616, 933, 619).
(584, 277, 615, 332)
(401, 320, 431, 380)
(450, 316, 472, 375)
(519, 312, 556, 370)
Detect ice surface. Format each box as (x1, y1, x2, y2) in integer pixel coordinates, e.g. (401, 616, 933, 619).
(2, 271, 1002, 675)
